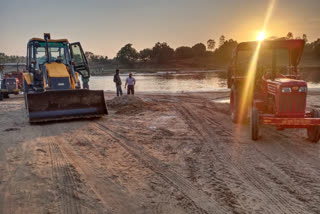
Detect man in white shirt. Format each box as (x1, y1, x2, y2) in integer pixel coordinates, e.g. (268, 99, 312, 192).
(125, 72, 136, 95)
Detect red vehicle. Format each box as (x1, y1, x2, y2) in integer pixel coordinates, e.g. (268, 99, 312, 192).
(4, 71, 23, 89)
(228, 39, 320, 143)
(0, 63, 25, 90)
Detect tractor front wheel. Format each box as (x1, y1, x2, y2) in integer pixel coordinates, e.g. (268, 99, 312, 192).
(307, 109, 320, 143)
(250, 107, 260, 141)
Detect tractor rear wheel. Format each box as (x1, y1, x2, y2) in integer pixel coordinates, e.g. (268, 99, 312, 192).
(307, 109, 320, 143)
(250, 107, 260, 141)
(230, 85, 241, 123)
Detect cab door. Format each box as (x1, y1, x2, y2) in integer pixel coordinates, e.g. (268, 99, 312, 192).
(70, 42, 90, 78)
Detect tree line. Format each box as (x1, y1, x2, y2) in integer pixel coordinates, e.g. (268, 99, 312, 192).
(86, 35, 239, 73)
(1, 33, 320, 74)
(86, 33, 320, 73)
(0, 53, 25, 64)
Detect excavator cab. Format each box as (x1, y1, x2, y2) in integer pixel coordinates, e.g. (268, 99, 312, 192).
(24, 34, 108, 123)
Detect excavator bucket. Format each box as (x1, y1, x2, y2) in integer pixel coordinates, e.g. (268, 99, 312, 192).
(26, 90, 108, 123)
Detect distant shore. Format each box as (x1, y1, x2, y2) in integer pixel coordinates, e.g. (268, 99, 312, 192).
(92, 69, 227, 76)
(90, 65, 320, 76)
(91, 68, 227, 76)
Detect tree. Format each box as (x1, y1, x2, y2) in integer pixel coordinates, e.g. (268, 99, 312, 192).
(175, 46, 194, 59)
(116, 44, 138, 67)
(286, 32, 293, 40)
(151, 42, 174, 64)
(0, 53, 25, 64)
(214, 39, 238, 65)
(219, 35, 225, 47)
(85, 51, 94, 60)
(191, 43, 206, 57)
(139, 48, 152, 62)
(303, 34, 308, 43)
(312, 39, 320, 57)
(85, 51, 109, 66)
(207, 39, 216, 51)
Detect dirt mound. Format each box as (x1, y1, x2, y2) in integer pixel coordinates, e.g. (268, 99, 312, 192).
(107, 95, 150, 114)
(107, 95, 145, 107)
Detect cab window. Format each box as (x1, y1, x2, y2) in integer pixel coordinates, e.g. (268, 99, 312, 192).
(71, 44, 85, 66)
(34, 42, 68, 68)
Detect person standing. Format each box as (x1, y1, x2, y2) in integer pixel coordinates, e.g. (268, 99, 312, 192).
(125, 72, 136, 95)
(82, 75, 89, 89)
(113, 69, 123, 96)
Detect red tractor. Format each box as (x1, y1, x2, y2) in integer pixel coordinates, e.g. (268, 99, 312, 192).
(228, 39, 320, 143)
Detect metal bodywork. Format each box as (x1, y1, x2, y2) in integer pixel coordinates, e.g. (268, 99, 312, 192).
(228, 39, 320, 142)
(24, 34, 108, 123)
(0, 63, 25, 90)
(1, 78, 20, 98)
(26, 90, 107, 122)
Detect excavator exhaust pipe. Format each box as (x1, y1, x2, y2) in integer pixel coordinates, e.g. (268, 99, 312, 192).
(26, 90, 108, 123)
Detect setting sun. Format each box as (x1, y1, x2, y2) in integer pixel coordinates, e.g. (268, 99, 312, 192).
(257, 31, 266, 41)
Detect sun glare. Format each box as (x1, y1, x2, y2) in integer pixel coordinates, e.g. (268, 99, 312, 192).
(236, 0, 275, 125)
(257, 31, 266, 41)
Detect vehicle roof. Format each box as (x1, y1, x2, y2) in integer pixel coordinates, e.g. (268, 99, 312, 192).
(237, 39, 305, 51)
(29, 38, 69, 43)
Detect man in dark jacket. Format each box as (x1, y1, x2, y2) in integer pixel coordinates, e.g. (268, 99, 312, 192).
(113, 69, 122, 96)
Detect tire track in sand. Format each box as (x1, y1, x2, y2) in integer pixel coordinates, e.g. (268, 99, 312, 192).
(53, 136, 143, 214)
(49, 140, 83, 214)
(94, 121, 229, 214)
(196, 101, 320, 213)
(177, 103, 310, 214)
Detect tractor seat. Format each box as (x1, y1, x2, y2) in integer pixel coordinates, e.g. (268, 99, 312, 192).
(263, 72, 272, 80)
(55, 56, 63, 63)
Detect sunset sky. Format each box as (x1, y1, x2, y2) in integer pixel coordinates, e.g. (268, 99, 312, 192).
(0, 0, 319, 57)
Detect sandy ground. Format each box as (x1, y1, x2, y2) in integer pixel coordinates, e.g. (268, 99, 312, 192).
(0, 91, 320, 214)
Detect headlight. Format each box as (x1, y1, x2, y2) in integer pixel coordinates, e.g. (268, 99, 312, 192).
(298, 86, 307, 93)
(281, 87, 292, 93)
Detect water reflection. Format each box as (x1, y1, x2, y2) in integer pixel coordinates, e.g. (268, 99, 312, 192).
(89, 69, 320, 92)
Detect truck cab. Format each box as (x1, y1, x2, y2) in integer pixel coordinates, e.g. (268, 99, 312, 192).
(1, 77, 19, 98)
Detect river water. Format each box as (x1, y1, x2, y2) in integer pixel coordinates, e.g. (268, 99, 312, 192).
(89, 69, 320, 93)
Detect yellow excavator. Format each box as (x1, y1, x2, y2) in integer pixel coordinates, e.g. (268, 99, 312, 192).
(23, 33, 107, 123)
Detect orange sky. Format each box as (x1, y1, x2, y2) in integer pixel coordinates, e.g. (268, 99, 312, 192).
(0, 0, 319, 57)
